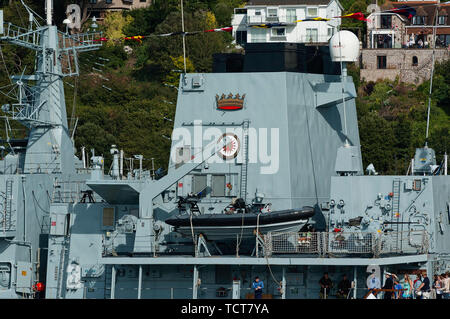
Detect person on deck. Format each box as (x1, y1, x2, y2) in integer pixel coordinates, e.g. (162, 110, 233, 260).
(402, 274, 413, 299)
(252, 277, 264, 299)
(417, 271, 431, 299)
(337, 274, 352, 299)
(383, 273, 394, 299)
(319, 272, 333, 299)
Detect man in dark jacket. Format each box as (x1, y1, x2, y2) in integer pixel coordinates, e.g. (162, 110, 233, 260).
(337, 274, 352, 299)
(319, 272, 333, 299)
(383, 273, 394, 299)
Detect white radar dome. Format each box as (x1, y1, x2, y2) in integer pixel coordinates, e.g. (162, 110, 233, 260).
(329, 31, 360, 62)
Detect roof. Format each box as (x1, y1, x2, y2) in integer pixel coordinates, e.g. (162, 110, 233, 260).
(246, 0, 332, 5)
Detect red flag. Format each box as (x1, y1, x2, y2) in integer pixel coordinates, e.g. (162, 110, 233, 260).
(124, 35, 143, 43)
(204, 27, 233, 33)
(94, 37, 109, 42)
(335, 12, 367, 22)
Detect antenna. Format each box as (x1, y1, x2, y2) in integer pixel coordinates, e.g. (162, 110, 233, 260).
(46, 0, 53, 26)
(425, 0, 440, 147)
(181, 0, 187, 74)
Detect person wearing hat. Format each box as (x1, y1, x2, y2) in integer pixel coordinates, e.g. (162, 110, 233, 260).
(252, 277, 264, 299)
(383, 272, 394, 299)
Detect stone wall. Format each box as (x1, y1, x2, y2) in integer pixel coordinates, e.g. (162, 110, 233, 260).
(360, 48, 450, 84)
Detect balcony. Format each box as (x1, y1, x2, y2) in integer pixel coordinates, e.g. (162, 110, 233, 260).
(247, 15, 298, 25)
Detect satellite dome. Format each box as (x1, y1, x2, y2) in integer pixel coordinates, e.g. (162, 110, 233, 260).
(329, 31, 360, 62)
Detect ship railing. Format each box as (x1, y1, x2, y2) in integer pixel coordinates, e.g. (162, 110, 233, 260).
(264, 230, 429, 257)
(51, 180, 91, 204)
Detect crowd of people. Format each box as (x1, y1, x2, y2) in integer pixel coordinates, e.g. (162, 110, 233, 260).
(317, 271, 450, 299)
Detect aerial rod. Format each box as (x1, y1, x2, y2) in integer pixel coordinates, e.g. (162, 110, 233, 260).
(46, 0, 53, 26)
(180, 0, 187, 74)
(425, 0, 440, 147)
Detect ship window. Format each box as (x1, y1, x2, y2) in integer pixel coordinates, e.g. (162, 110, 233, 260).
(192, 175, 207, 196)
(412, 56, 418, 66)
(215, 265, 231, 284)
(377, 56, 387, 69)
(211, 175, 226, 197)
(102, 208, 115, 227)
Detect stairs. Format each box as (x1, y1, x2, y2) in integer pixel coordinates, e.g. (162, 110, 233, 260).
(104, 265, 113, 299)
(239, 120, 250, 202)
(391, 179, 401, 252)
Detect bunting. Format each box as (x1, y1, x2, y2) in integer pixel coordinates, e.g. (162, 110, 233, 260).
(296, 17, 330, 22)
(335, 12, 367, 22)
(385, 5, 417, 20)
(95, 26, 233, 43)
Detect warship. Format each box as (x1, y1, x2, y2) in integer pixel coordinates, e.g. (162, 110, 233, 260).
(0, 1, 448, 299)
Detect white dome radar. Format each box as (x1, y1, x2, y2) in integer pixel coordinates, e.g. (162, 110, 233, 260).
(329, 31, 360, 63)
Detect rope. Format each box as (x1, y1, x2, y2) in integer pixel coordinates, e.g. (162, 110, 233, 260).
(0, 46, 12, 84)
(256, 212, 283, 293)
(190, 213, 198, 255)
(235, 206, 246, 257)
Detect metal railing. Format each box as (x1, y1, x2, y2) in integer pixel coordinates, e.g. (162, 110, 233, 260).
(264, 230, 429, 257)
(247, 15, 298, 25)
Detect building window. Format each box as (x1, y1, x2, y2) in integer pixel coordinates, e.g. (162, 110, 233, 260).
(412, 56, 418, 66)
(271, 27, 286, 37)
(413, 16, 425, 25)
(267, 8, 278, 22)
(327, 27, 334, 38)
(306, 28, 318, 42)
(380, 15, 392, 29)
(438, 15, 446, 25)
(307, 7, 318, 17)
(377, 56, 387, 69)
(89, 0, 97, 4)
(251, 28, 266, 43)
(286, 8, 297, 23)
(267, 8, 278, 17)
(106, 0, 112, 3)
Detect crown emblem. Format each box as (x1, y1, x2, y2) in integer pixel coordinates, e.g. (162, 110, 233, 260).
(216, 93, 245, 111)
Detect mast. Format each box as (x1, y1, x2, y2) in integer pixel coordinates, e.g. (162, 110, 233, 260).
(425, 0, 440, 147)
(0, 1, 103, 174)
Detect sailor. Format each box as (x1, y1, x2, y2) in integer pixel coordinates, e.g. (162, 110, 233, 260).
(383, 273, 394, 299)
(319, 272, 333, 299)
(252, 277, 264, 299)
(367, 270, 381, 297)
(337, 274, 352, 299)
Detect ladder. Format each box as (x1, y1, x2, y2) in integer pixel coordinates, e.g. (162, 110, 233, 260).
(239, 120, 250, 202)
(104, 264, 113, 299)
(391, 179, 401, 252)
(5, 179, 13, 231)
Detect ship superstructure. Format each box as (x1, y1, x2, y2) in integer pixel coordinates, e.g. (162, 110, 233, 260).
(0, 1, 448, 300)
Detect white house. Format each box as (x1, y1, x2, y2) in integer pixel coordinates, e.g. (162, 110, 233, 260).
(231, 0, 343, 45)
